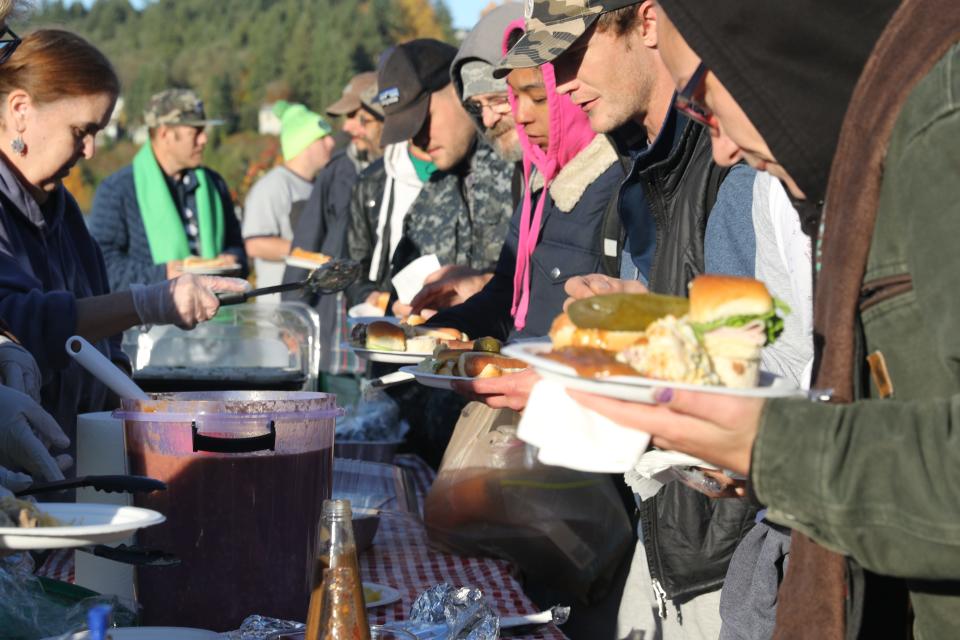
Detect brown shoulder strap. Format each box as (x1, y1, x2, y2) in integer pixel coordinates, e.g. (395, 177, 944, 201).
(813, 0, 960, 401)
(776, 2, 958, 639)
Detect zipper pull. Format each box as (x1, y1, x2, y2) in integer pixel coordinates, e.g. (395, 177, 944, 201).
(652, 578, 668, 619)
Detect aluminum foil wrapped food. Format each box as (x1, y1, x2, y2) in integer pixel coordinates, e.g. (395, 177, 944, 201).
(219, 614, 304, 639)
(379, 583, 498, 640)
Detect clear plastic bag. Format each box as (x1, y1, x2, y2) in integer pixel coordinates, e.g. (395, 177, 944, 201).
(0, 556, 136, 640)
(335, 388, 409, 442)
(423, 404, 633, 603)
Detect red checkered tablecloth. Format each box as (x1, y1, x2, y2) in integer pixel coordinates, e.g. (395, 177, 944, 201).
(38, 455, 568, 639)
(364, 455, 567, 639)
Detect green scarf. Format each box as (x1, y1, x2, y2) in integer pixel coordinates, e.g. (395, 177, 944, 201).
(132, 143, 224, 263)
(408, 149, 437, 183)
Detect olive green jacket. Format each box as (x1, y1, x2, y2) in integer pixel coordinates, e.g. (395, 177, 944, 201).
(753, 43, 960, 639)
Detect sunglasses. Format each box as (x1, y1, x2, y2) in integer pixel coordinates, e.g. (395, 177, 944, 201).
(674, 61, 714, 129)
(0, 26, 21, 66)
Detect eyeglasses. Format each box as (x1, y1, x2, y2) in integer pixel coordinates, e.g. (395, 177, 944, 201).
(464, 96, 512, 119)
(0, 26, 21, 66)
(674, 61, 713, 129)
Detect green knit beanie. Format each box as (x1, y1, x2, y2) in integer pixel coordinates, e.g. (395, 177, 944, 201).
(273, 100, 332, 161)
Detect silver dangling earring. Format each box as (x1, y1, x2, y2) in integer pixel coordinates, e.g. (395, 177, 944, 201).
(10, 134, 24, 156)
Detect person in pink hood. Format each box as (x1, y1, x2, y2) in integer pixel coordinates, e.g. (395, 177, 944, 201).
(503, 18, 600, 331)
(423, 20, 623, 408)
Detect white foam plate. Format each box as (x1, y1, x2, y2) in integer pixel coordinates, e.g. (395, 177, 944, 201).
(502, 341, 804, 403)
(364, 582, 402, 608)
(0, 503, 165, 550)
(344, 343, 431, 364)
(399, 365, 472, 390)
(44, 628, 217, 640)
(284, 255, 329, 271)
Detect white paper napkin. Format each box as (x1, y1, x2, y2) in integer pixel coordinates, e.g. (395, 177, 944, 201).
(625, 450, 718, 500)
(391, 254, 442, 304)
(347, 302, 385, 318)
(517, 378, 651, 473)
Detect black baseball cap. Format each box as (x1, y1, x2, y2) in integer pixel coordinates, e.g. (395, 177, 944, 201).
(376, 39, 457, 146)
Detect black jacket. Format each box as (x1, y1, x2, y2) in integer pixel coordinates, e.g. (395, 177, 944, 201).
(602, 115, 759, 602)
(345, 159, 388, 306)
(601, 117, 727, 295)
(429, 135, 623, 340)
(282, 148, 364, 374)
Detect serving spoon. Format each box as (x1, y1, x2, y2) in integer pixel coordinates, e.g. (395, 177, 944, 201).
(216, 258, 361, 306)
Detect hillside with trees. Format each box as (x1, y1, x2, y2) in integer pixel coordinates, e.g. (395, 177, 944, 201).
(27, 0, 454, 210)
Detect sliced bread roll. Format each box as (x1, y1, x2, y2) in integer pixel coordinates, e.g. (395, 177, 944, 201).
(365, 321, 405, 351)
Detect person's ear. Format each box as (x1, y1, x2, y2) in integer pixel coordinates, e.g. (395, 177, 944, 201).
(638, 0, 658, 48)
(7, 89, 30, 133)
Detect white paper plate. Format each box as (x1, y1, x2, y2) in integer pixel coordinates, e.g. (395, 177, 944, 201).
(348, 315, 400, 327)
(364, 582, 402, 608)
(0, 503, 165, 550)
(344, 343, 431, 364)
(284, 255, 330, 271)
(399, 365, 472, 390)
(502, 342, 804, 403)
(44, 628, 218, 640)
(181, 263, 242, 275)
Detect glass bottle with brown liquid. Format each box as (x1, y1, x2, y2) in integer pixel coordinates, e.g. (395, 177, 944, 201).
(305, 499, 370, 640)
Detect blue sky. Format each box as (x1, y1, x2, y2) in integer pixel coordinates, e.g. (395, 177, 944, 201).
(446, 0, 493, 29)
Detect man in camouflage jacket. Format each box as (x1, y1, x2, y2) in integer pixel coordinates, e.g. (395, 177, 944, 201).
(376, 39, 514, 289)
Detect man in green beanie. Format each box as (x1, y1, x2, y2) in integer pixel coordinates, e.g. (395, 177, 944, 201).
(242, 100, 335, 299)
(90, 88, 248, 292)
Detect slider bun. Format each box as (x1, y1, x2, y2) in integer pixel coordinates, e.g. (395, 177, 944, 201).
(365, 321, 406, 351)
(404, 314, 427, 326)
(549, 313, 645, 351)
(458, 353, 528, 378)
(689, 275, 772, 324)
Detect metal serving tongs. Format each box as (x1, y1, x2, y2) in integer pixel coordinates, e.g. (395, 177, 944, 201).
(216, 257, 362, 306)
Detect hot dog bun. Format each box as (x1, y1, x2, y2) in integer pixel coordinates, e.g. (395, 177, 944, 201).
(458, 353, 528, 378)
(413, 326, 467, 341)
(549, 313, 646, 352)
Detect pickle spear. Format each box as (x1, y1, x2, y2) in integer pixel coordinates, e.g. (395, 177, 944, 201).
(567, 292, 689, 331)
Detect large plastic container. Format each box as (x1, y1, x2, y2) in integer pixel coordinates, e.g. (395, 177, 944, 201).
(115, 391, 341, 631)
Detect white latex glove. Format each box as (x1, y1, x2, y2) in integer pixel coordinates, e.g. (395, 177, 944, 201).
(0, 386, 70, 485)
(0, 338, 41, 402)
(0, 464, 31, 498)
(129, 274, 251, 329)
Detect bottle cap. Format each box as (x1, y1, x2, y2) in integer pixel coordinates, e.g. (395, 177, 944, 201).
(323, 498, 353, 519)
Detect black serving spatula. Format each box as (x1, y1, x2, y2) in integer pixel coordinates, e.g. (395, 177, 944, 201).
(16, 474, 167, 497)
(79, 543, 180, 567)
(216, 258, 361, 306)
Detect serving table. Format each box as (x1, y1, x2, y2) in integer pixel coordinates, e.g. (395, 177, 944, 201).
(38, 454, 568, 639)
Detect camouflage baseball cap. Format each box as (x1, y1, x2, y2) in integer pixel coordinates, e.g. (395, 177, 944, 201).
(497, 0, 640, 73)
(143, 89, 224, 128)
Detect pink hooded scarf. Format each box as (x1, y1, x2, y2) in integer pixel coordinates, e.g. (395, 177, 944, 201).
(504, 19, 596, 331)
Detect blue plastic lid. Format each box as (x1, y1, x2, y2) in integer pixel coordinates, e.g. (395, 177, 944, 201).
(86, 604, 112, 640)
